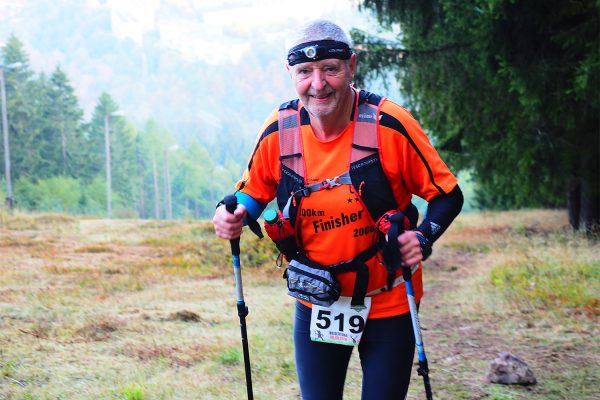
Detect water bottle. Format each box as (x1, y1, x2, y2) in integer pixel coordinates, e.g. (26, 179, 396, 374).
(263, 209, 297, 261)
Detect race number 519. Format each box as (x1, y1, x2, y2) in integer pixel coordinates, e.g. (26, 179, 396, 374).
(310, 297, 371, 346)
(315, 309, 365, 332)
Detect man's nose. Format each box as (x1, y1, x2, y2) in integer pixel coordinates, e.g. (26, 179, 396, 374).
(311, 69, 326, 90)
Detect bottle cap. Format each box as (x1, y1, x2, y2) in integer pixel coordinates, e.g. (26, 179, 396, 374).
(264, 209, 279, 224)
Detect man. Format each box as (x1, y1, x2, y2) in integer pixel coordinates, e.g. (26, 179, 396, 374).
(213, 19, 463, 399)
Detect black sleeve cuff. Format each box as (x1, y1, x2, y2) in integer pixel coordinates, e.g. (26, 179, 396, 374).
(417, 185, 464, 245)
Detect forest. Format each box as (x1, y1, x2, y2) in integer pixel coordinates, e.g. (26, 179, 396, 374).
(0, 34, 246, 219)
(1, 0, 599, 231)
(351, 0, 599, 233)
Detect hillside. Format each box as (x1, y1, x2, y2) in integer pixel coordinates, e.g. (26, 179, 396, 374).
(0, 0, 378, 143)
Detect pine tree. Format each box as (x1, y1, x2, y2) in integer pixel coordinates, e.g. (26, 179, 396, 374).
(0, 35, 44, 185)
(137, 118, 174, 219)
(354, 0, 599, 233)
(87, 93, 137, 216)
(40, 66, 85, 177)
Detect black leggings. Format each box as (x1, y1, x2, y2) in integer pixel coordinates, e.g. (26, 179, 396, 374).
(293, 301, 416, 400)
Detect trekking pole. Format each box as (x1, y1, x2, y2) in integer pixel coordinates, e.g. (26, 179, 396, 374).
(223, 194, 254, 400)
(387, 213, 434, 400)
(401, 263, 434, 400)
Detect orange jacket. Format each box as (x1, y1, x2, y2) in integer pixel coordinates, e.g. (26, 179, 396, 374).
(237, 90, 458, 318)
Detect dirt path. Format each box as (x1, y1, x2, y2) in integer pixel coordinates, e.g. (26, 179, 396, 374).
(413, 242, 599, 400)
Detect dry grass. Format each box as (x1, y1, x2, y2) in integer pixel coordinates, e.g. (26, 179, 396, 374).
(414, 209, 599, 400)
(0, 209, 598, 399)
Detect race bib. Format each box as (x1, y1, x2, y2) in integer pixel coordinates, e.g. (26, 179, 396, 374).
(310, 296, 371, 346)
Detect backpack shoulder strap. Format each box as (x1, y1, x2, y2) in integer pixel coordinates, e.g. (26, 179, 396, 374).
(351, 94, 385, 163)
(278, 103, 305, 179)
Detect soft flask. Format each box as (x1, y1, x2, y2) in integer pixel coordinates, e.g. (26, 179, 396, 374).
(263, 209, 298, 262)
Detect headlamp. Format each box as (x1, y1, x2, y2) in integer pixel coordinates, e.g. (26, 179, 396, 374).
(287, 40, 352, 66)
(304, 45, 317, 59)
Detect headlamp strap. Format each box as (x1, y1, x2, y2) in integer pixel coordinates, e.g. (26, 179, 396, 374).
(287, 40, 352, 66)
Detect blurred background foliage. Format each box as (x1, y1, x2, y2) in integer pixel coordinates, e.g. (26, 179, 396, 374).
(0, 0, 597, 232)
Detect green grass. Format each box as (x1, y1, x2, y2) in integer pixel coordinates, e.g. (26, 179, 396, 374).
(120, 385, 146, 400)
(218, 347, 241, 365)
(491, 255, 599, 313)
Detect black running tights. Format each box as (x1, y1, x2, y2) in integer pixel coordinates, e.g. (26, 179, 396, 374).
(293, 301, 416, 400)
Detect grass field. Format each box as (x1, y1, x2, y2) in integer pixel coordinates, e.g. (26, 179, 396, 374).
(0, 209, 598, 399)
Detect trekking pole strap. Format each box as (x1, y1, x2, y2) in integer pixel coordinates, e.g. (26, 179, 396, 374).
(365, 264, 419, 296)
(382, 212, 406, 289)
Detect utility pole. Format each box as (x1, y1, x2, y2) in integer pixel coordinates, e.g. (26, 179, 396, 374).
(103, 110, 124, 218)
(164, 144, 178, 219)
(0, 62, 21, 210)
(152, 156, 160, 219)
(104, 114, 112, 218)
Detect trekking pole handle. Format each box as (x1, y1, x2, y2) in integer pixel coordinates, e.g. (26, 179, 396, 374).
(387, 212, 414, 282)
(223, 194, 241, 256)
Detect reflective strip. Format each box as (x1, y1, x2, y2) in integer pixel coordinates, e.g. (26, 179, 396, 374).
(281, 114, 298, 129)
(278, 107, 304, 176)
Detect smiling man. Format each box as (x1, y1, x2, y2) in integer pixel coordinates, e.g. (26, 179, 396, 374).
(286, 38, 357, 139)
(213, 19, 463, 399)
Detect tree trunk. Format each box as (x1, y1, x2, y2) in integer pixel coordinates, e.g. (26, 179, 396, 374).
(152, 157, 160, 219)
(139, 174, 145, 219)
(568, 179, 581, 230)
(580, 177, 600, 235)
(60, 120, 67, 174)
(568, 176, 599, 235)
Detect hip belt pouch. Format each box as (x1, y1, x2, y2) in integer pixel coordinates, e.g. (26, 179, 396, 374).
(284, 257, 341, 307)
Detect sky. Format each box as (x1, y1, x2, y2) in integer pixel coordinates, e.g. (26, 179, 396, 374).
(1, 0, 390, 68)
(0, 0, 401, 128)
(95, 0, 375, 64)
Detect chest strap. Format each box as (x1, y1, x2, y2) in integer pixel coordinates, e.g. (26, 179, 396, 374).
(281, 172, 353, 219)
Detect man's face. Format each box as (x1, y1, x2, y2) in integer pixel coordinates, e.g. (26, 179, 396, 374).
(288, 54, 356, 119)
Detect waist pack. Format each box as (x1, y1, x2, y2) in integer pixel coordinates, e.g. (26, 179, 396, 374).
(283, 244, 380, 307)
(284, 256, 341, 307)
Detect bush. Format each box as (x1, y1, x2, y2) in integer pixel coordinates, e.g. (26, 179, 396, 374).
(15, 176, 83, 213)
(13, 176, 38, 209)
(11, 174, 138, 217)
(37, 176, 82, 212)
(79, 175, 107, 215)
